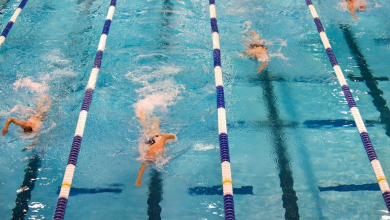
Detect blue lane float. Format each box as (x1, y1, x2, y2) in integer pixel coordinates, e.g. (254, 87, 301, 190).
(53, 1, 117, 219)
(207, 0, 235, 219)
(305, 0, 390, 213)
(0, 0, 28, 47)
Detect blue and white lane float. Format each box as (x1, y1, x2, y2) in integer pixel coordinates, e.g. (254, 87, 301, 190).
(208, 1, 235, 219)
(0, 0, 28, 47)
(305, 0, 390, 213)
(53, 1, 116, 219)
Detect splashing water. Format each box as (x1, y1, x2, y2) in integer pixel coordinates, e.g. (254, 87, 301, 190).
(130, 65, 184, 166)
(242, 21, 252, 33)
(194, 143, 218, 151)
(13, 77, 49, 94)
(0, 104, 35, 119)
(337, 0, 369, 11)
(242, 28, 289, 62)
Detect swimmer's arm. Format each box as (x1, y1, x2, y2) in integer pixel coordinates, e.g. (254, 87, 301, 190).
(135, 163, 147, 187)
(350, 11, 358, 20)
(257, 60, 268, 73)
(244, 48, 257, 55)
(162, 134, 176, 140)
(348, 4, 358, 20)
(2, 118, 29, 136)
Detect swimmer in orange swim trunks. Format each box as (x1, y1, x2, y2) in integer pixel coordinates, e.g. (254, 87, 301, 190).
(2, 95, 51, 136)
(244, 30, 269, 73)
(135, 111, 176, 187)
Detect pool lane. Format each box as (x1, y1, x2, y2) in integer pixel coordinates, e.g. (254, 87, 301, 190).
(340, 24, 390, 138)
(11, 154, 41, 220)
(259, 70, 300, 220)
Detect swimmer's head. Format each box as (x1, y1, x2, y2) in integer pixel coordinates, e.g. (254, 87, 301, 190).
(249, 43, 267, 49)
(23, 126, 33, 133)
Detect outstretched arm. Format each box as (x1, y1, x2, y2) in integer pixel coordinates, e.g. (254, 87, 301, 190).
(135, 163, 148, 187)
(348, 3, 358, 20)
(2, 118, 29, 136)
(257, 60, 268, 73)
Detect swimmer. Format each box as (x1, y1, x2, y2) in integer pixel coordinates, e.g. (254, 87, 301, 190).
(135, 111, 176, 187)
(244, 30, 269, 73)
(2, 95, 51, 136)
(346, 0, 367, 20)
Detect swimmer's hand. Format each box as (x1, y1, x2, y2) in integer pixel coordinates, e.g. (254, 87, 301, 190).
(135, 179, 142, 187)
(2, 127, 8, 136)
(164, 133, 177, 141)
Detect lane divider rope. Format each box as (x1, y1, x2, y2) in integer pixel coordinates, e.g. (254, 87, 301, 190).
(0, 0, 28, 47)
(53, 1, 117, 219)
(305, 0, 390, 213)
(208, 1, 235, 219)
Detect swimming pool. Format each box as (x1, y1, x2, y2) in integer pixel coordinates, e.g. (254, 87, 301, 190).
(1, 0, 390, 219)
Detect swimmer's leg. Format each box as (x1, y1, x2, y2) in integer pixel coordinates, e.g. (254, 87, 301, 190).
(21, 144, 34, 151)
(21, 138, 39, 151)
(257, 60, 268, 73)
(35, 95, 51, 114)
(41, 97, 51, 112)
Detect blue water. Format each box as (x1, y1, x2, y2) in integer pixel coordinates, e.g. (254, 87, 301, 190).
(1, 0, 390, 219)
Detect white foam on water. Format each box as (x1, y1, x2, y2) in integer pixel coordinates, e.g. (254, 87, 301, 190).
(242, 28, 289, 62)
(0, 104, 34, 119)
(127, 66, 181, 84)
(40, 121, 56, 134)
(269, 47, 290, 61)
(40, 68, 77, 82)
(242, 21, 252, 33)
(130, 64, 184, 170)
(43, 49, 70, 66)
(194, 143, 218, 151)
(13, 77, 49, 94)
(134, 79, 184, 116)
(134, 53, 168, 62)
(337, 0, 368, 11)
(132, 65, 184, 118)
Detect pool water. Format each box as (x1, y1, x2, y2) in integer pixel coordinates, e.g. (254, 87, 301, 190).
(1, 0, 390, 219)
